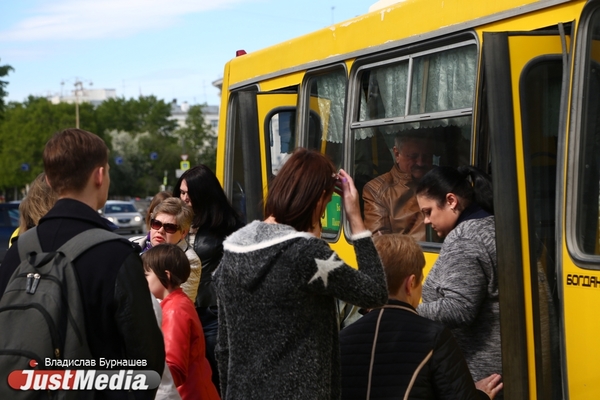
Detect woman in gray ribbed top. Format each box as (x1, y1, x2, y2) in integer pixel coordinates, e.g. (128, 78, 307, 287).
(415, 166, 503, 397)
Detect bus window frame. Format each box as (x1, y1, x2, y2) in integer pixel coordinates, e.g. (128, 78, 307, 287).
(223, 89, 243, 203)
(299, 63, 349, 242)
(263, 105, 324, 179)
(519, 53, 565, 400)
(351, 40, 478, 129)
(263, 105, 297, 180)
(224, 86, 265, 223)
(566, 1, 600, 269)
(519, 53, 564, 279)
(298, 63, 349, 149)
(346, 32, 480, 248)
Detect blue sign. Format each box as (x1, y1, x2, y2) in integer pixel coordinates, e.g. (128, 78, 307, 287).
(20, 163, 30, 172)
(115, 156, 123, 165)
(150, 152, 158, 160)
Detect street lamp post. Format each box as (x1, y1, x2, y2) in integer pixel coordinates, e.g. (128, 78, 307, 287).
(73, 79, 92, 129)
(75, 80, 81, 128)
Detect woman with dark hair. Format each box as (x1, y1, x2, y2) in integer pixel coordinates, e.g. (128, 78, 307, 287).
(173, 164, 243, 391)
(214, 148, 387, 399)
(415, 165, 503, 395)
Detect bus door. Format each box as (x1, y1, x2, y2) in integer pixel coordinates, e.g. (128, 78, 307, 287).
(257, 86, 343, 241)
(300, 68, 348, 241)
(482, 28, 569, 399)
(563, 3, 600, 400)
(224, 89, 296, 224)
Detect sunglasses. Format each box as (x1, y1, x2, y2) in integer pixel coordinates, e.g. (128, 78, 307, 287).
(150, 219, 179, 234)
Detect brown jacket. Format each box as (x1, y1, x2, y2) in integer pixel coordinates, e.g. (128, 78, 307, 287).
(362, 164, 425, 240)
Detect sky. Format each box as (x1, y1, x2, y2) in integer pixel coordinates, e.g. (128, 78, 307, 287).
(0, 0, 375, 107)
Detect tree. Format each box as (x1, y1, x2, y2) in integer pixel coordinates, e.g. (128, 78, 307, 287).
(0, 94, 200, 199)
(97, 96, 182, 197)
(0, 59, 14, 120)
(0, 97, 96, 197)
(96, 96, 178, 138)
(176, 104, 217, 171)
(107, 130, 182, 197)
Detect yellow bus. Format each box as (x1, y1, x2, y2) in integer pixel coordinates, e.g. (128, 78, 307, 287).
(215, 0, 600, 398)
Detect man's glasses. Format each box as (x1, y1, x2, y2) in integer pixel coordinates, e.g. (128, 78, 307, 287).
(150, 219, 179, 234)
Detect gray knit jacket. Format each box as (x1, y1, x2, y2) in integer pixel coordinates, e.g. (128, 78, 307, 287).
(418, 216, 502, 385)
(214, 220, 388, 400)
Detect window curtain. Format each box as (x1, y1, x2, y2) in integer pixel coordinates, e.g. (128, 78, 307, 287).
(360, 45, 476, 132)
(315, 71, 346, 143)
(409, 45, 476, 126)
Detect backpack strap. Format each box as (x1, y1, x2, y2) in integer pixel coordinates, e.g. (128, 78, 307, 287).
(57, 228, 132, 262)
(16, 226, 43, 262)
(366, 305, 419, 400)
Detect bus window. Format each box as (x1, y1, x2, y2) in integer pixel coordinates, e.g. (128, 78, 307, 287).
(302, 68, 347, 240)
(268, 109, 295, 175)
(358, 60, 409, 121)
(522, 59, 561, 275)
(351, 41, 476, 243)
(410, 45, 477, 114)
(304, 69, 346, 169)
(257, 91, 298, 182)
(521, 57, 563, 400)
(267, 108, 323, 176)
(576, 11, 600, 256)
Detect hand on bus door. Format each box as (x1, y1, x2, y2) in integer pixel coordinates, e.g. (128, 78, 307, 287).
(335, 169, 367, 235)
(475, 373, 503, 399)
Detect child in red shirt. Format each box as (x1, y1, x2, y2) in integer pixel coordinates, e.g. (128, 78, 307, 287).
(143, 244, 220, 400)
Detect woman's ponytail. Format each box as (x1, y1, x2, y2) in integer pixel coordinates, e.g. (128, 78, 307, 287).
(457, 165, 494, 214)
(417, 165, 493, 214)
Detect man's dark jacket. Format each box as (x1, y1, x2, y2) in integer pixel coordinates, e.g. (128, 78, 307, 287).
(339, 299, 490, 400)
(0, 199, 165, 399)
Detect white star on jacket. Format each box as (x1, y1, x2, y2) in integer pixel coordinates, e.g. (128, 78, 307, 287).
(309, 253, 344, 287)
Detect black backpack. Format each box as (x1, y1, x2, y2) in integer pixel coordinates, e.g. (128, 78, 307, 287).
(0, 227, 127, 399)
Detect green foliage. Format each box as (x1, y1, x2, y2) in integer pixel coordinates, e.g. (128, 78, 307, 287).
(108, 130, 181, 197)
(0, 59, 14, 120)
(0, 95, 218, 198)
(176, 104, 217, 171)
(96, 96, 177, 137)
(108, 103, 217, 196)
(0, 97, 96, 191)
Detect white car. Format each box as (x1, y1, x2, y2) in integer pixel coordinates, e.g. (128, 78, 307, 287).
(101, 200, 144, 234)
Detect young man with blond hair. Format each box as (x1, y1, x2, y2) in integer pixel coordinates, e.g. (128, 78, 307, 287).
(339, 233, 503, 400)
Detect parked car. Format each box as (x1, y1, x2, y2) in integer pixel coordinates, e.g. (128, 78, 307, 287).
(0, 203, 20, 263)
(100, 200, 144, 234)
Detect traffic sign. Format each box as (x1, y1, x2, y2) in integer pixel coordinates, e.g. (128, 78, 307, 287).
(115, 156, 123, 165)
(181, 154, 188, 161)
(180, 161, 190, 171)
(20, 163, 30, 172)
(150, 152, 158, 160)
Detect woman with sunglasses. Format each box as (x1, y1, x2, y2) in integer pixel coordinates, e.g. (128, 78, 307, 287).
(132, 197, 201, 303)
(214, 148, 387, 399)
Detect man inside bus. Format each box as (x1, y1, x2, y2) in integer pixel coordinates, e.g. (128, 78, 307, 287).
(362, 132, 433, 240)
